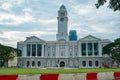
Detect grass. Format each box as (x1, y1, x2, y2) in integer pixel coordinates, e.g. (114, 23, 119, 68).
(0, 68, 120, 75)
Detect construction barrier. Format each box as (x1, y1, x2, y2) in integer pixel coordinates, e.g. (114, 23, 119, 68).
(0, 72, 120, 80)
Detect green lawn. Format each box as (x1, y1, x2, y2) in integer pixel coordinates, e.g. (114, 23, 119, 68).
(0, 68, 120, 75)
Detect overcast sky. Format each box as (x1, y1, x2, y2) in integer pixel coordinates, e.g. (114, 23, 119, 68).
(0, 0, 120, 48)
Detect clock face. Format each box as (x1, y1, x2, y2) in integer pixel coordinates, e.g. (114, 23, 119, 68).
(60, 18, 64, 21)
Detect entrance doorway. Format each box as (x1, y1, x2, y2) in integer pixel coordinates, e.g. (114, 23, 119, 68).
(60, 61, 65, 67)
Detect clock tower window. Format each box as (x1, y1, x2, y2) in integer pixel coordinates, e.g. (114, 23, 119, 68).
(60, 12, 65, 16)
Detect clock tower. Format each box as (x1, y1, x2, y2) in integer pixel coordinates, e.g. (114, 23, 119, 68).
(57, 5, 68, 41)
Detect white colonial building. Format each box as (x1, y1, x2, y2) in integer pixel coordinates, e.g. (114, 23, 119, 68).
(17, 5, 111, 68)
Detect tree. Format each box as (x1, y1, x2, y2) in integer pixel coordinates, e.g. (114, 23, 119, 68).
(95, 0, 120, 11)
(0, 44, 15, 67)
(103, 38, 120, 67)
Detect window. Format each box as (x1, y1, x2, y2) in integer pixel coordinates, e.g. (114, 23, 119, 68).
(32, 61, 35, 67)
(82, 61, 86, 67)
(60, 12, 65, 16)
(37, 44, 42, 56)
(26, 61, 30, 67)
(37, 61, 41, 67)
(81, 43, 86, 56)
(60, 45, 65, 49)
(47, 46, 50, 50)
(88, 43, 92, 56)
(95, 61, 99, 67)
(70, 51, 72, 56)
(26, 44, 30, 56)
(69, 46, 73, 49)
(53, 53, 55, 56)
(48, 52, 50, 56)
(74, 46, 78, 56)
(61, 32, 63, 36)
(89, 61, 92, 67)
(94, 43, 99, 56)
(52, 47, 55, 51)
(61, 51, 64, 56)
(75, 52, 77, 56)
(32, 44, 36, 56)
(61, 53, 63, 56)
(74, 45, 78, 49)
(53, 51, 55, 56)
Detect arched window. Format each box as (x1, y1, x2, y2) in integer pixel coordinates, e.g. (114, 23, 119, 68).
(26, 61, 30, 67)
(82, 61, 86, 67)
(89, 61, 92, 67)
(37, 61, 41, 67)
(95, 61, 99, 67)
(32, 61, 35, 67)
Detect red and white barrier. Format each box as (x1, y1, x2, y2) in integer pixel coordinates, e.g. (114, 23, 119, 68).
(0, 75, 18, 80)
(0, 72, 120, 80)
(17, 74, 40, 80)
(58, 73, 87, 80)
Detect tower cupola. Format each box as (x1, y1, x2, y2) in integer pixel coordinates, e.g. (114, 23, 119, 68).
(60, 4, 66, 10)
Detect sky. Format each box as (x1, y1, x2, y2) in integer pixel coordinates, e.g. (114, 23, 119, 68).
(0, 0, 120, 48)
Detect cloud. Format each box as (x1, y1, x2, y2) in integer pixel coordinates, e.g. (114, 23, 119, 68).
(23, 8, 32, 13)
(0, 0, 120, 47)
(0, 2, 12, 11)
(39, 19, 56, 25)
(0, 30, 56, 47)
(74, 5, 95, 16)
(0, 12, 34, 25)
(0, 0, 24, 11)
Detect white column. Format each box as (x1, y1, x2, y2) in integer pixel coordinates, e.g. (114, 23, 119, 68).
(42, 44, 44, 57)
(78, 43, 80, 57)
(36, 44, 37, 57)
(65, 44, 69, 58)
(23, 44, 26, 57)
(72, 45, 74, 57)
(56, 44, 59, 58)
(78, 42, 81, 57)
(30, 60, 32, 68)
(86, 60, 88, 68)
(99, 42, 102, 57)
(30, 44, 32, 57)
(86, 42, 88, 56)
(92, 43, 94, 57)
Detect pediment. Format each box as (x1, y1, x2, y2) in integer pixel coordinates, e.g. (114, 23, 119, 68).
(79, 35, 101, 42)
(24, 36, 45, 43)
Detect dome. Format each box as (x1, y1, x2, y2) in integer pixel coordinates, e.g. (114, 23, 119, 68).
(60, 5, 66, 9)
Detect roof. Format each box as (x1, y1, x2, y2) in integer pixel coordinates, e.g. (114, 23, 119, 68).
(24, 36, 45, 43)
(79, 35, 101, 42)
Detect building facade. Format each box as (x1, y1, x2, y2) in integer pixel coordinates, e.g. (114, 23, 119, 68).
(17, 5, 111, 68)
